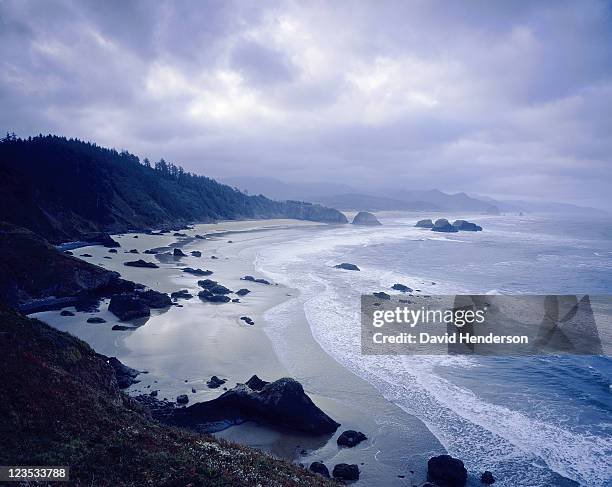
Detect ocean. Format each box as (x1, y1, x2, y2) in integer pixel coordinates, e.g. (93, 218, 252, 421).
(254, 213, 612, 486)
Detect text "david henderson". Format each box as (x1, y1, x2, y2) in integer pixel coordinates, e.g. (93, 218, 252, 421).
(372, 332, 529, 344)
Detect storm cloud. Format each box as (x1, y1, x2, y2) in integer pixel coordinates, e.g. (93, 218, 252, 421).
(1, 0, 611, 208)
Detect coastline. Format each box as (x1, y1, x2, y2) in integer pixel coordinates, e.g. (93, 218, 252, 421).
(32, 218, 445, 485)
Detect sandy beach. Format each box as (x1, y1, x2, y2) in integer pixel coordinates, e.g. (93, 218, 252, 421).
(33, 219, 444, 486)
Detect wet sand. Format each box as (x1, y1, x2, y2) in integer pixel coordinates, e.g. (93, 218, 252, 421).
(33, 219, 444, 486)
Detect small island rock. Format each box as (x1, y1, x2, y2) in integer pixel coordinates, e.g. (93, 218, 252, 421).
(352, 211, 381, 226)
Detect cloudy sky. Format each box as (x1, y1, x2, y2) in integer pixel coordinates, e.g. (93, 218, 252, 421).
(1, 0, 611, 209)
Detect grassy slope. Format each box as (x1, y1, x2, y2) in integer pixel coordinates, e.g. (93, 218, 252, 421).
(0, 307, 332, 487)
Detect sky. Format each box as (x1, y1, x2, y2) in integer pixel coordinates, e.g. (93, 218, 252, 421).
(1, 0, 611, 209)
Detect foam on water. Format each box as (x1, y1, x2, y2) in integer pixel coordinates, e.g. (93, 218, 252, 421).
(254, 216, 612, 487)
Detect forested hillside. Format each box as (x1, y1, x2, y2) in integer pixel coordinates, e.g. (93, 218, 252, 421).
(0, 134, 347, 243)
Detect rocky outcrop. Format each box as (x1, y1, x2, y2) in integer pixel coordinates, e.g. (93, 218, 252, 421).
(240, 316, 255, 325)
(245, 375, 268, 391)
(198, 290, 231, 303)
(334, 263, 360, 271)
(416, 219, 434, 228)
(310, 462, 330, 478)
(105, 356, 141, 388)
(176, 394, 189, 405)
(183, 267, 213, 276)
(176, 377, 339, 435)
(241, 276, 271, 285)
(337, 430, 367, 447)
(235, 288, 251, 296)
(82, 232, 121, 248)
(452, 220, 483, 231)
(171, 289, 192, 300)
(60, 310, 75, 316)
(124, 259, 159, 268)
(87, 317, 106, 323)
(108, 294, 151, 321)
(373, 291, 391, 300)
(481, 471, 495, 484)
(191, 251, 202, 257)
(351, 211, 381, 226)
(206, 376, 226, 389)
(173, 248, 187, 257)
(392, 283, 412, 292)
(427, 455, 467, 487)
(0, 223, 135, 313)
(332, 464, 359, 481)
(431, 219, 459, 233)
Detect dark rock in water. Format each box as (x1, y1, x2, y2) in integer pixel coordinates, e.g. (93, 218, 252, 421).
(138, 289, 172, 308)
(124, 259, 159, 268)
(351, 211, 382, 226)
(198, 291, 230, 303)
(332, 464, 359, 481)
(206, 376, 226, 388)
(133, 235, 139, 238)
(227, 240, 233, 243)
(431, 219, 459, 233)
(87, 317, 107, 323)
(240, 316, 254, 326)
(481, 471, 495, 484)
(373, 291, 391, 300)
(416, 219, 435, 228)
(210, 284, 232, 295)
(452, 220, 483, 231)
(80, 253, 92, 257)
(337, 430, 367, 447)
(211, 255, 218, 259)
(235, 288, 251, 296)
(245, 375, 268, 391)
(309, 462, 330, 478)
(129, 249, 139, 254)
(195, 234, 205, 239)
(64, 250, 73, 255)
(176, 394, 189, 405)
(179, 377, 339, 434)
(103, 256, 112, 259)
(392, 283, 412, 292)
(191, 251, 202, 257)
(108, 294, 150, 321)
(173, 248, 187, 257)
(192, 388, 196, 393)
(183, 267, 213, 276)
(241, 275, 270, 285)
(111, 324, 133, 331)
(231, 298, 240, 302)
(427, 455, 468, 487)
(143, 249, 159, 254)
(106, 356, 140, 388)
(150, 390, 158, 397)
(334, 263, 360, 271)
(197, 279, 218, 289)
(173, 232, 187, 237)
(171, 289, 192, 300)
(108, 248, 118, 253)
(60, 310, 75, 316)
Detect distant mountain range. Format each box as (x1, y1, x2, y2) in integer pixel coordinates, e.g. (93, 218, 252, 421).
(0, 136, 347, 244)
(223, 176, 606, 215)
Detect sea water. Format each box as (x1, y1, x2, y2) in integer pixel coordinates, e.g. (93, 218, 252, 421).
(254, 213, 612, 486)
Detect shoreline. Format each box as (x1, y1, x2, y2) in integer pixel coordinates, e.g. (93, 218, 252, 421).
(32, 218, 445, 485)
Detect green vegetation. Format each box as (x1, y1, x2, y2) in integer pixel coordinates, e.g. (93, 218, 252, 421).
(0, 134, 347, 243)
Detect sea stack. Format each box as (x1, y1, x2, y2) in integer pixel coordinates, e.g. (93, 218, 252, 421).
(415, 219, 434, 228)
(351, 211, 382, 226)
(431, 219, 459, 233)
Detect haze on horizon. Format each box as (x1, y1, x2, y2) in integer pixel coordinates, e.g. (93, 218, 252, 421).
(1, 0, 611, 210)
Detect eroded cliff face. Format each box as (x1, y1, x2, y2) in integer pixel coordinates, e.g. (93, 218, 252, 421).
(0, 222, 128, 311)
